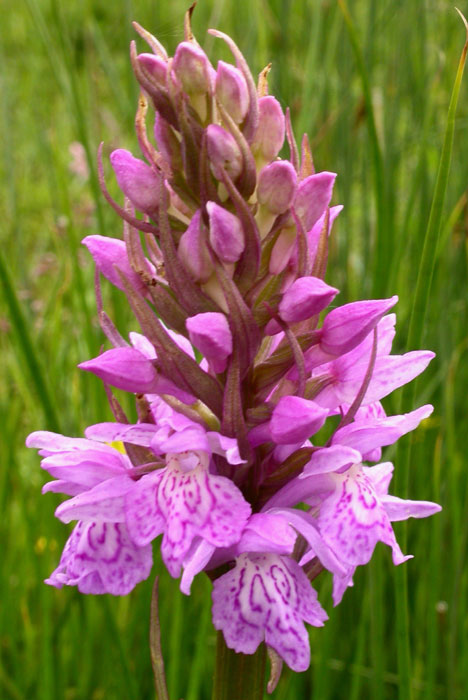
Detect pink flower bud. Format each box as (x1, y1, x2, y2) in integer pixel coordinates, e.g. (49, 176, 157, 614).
(320, 296, 398, 355)
(279, 276, 339, 323)
(257, 160, 297, 215)
(82, 235, 153, 297)
(186, 312, 233, 373)
(110, 149, 160, 216)
(294, 171, 337, 231)
(215, 60, 249, 123)
(137, 53, 168, 87)
(252, 96, 285, 162)
(172, 42, 213, 95)
(206, 124, 243, 181)
(206, 201, 245, 263)
(79, 348, 159, 393)
(178, 210, 213, 282)
(270, 396, 329, 444)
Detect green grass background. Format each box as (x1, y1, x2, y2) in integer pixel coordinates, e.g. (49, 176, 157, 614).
(1, 1, 467, 698)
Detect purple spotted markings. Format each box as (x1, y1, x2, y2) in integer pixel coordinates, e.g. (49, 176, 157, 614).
(47, 521, 153, 595)
(125, 450, 251, 577)
(27, 12, 441, 675)
(212, 553, 327, 672)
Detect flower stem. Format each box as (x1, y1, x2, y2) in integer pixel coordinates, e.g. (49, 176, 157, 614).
(212, 633, 266, 700)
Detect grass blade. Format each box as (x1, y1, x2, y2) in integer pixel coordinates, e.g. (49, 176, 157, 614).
(0, 250, 60, 431)
(393, 12, 468, 700)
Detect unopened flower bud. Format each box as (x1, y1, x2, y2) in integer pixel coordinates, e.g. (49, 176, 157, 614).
(251, 96, 285, 164)
(110, 149, 160, 216)
(186, 312, 233, 373)
(206, 124, 243, 181)
(178, 210, 213, 282)
(82, 235, 153, 297)
(294, 171, 337, 231)
(137, 53, 168, 87)
(79, 348, 159, 393)
(206, 201, 245, 263)
(257, 160, 297, 215)
(270, 396, 329, 444)
(172, 42, 213, 95)
(279, 276, 339, 323)
(215, 60, 249, 124)
(320, 296, 398, 355)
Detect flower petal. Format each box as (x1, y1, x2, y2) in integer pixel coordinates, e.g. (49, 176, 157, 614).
(55, 475, 134, 524)
(332, 405, 433, 456)
(317, 465, 410, 566)
(380, 495, 442, 522)
(159, 457, 251, 576)
(300, 445, 362, 477)
(126, 455, 251, 578)
(46, 521, 153, 595)
(270, 396, 328, 444)
(212, 553, 327, 672)
(125, 470, 166, 546)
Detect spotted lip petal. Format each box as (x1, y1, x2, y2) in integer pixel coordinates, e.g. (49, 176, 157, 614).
(45, 521, 153, 596)
(212, 553, 328, 672)
(316, 464, 411, 568)
(125, 452, 251, 577)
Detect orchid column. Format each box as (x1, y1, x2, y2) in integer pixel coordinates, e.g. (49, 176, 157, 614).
(27, 11, 441, 698)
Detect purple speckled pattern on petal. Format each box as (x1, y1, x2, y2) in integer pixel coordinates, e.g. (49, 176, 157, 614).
(126, 452, 251, 577)
(317, 464, 409, 567)
(46, 521, 153, 595)
(125, 470, 167, 546)
(212, 553, 327, 672)
(159, 454, 251, 576)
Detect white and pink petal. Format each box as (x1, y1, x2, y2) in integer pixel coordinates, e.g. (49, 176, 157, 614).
(158, 458, 251, 577)
(212, 553, 327, 672)
(55, 475, 135, 524)
(125, 470, 166, 546)
(317, 465, 411, 567)
(45, 521, 153, 596)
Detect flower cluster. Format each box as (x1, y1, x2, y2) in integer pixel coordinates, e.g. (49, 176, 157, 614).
(27, 16, 440, 673)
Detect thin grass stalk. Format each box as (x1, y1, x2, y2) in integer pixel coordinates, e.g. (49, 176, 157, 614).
(0, 251, 60, 431)
(424, 434, 442, 700)
(38, 587, 54, 700)
(337, 0, 388, 299)
(349, 593, 369, 700)
(369, 550, 384, 700)
(167, 585, 184, 700)
(393, 14, 468, 700)
(403, 13, 467, 357)
(102, 597, 139, 700)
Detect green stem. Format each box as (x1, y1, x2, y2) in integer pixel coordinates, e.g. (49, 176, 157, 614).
(212, 633, 266, 700)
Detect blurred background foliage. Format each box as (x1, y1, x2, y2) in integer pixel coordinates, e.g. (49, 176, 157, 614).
(1, 0, 467, 698)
